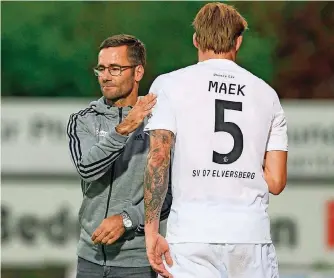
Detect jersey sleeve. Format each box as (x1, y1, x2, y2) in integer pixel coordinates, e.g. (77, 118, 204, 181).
(266, 95, 288, 152)
(144, 76, 177, 135)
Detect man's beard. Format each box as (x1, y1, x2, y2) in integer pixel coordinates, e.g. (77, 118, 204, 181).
(103, 86, 133, 104)
(102, 74, 135, 103)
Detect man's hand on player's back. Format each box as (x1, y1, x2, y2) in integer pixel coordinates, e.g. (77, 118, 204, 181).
(116, 93, 157, 135)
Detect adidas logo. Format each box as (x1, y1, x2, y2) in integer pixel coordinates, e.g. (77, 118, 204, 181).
(134, 133, 145, 141)
(135, 224, 145, 236)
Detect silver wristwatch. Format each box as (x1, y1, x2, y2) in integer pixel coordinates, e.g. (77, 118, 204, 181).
(120, 211, 133, 231)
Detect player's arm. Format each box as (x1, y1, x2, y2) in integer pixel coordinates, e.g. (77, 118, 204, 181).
(264, 151, 287, 195)
(123, 175, 173, 234)
(264, 88, 288, 195)
(143, 77, 175, 276)
(144, 130, 174, 233)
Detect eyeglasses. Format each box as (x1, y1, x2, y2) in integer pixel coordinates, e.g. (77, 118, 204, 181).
(93, 64, 138, 77)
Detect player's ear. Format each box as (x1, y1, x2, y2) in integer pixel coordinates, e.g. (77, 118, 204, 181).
(193, 33, 199, 49)
(235, 35, 243, 52)
(134, 65, 144, 82)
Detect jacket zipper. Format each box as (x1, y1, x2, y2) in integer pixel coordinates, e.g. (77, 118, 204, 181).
(102, 107, 123, 265)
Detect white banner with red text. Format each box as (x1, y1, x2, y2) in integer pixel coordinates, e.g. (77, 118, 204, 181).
(1, 181, 333, 266)
(1, 99, 334, 178)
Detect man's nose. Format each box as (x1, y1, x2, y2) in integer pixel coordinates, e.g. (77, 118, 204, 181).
(100, 69, 113, 81)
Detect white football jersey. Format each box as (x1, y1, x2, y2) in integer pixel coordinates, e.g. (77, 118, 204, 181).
(144, 59, 288, 244)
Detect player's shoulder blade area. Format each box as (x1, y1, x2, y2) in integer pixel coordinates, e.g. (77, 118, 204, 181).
(167, 61, 275, 245)
(186, 59, 271, 175)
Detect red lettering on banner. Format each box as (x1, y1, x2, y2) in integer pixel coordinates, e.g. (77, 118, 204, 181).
(327, 200, 334, 248)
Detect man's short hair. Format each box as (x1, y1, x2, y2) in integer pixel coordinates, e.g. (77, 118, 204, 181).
(192, 2, 248, 54)
(100, 34, 146, 67)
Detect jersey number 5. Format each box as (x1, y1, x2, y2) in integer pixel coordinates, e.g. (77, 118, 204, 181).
(213, 100, 243, 164)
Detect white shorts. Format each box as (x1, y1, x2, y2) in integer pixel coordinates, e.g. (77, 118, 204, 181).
(160, 243, 279, 278)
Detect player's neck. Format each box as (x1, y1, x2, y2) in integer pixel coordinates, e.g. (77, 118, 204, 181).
(198, 50, 236, 63)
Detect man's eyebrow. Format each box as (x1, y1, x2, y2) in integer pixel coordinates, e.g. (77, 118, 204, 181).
(96, 63, 121, 68)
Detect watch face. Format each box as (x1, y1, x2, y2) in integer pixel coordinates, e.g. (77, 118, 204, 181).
(124, 219, 132, 228)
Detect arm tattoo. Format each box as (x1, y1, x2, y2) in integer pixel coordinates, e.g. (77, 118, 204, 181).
(144, 130, 174, 224)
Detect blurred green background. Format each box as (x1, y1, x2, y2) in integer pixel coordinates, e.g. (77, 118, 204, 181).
(2, 1, 333, 100)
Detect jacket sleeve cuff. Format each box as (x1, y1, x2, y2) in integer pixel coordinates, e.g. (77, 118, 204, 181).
(123, 206, 143, 230)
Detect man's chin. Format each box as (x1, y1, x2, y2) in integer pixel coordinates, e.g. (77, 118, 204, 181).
(102, 89, 122, 101)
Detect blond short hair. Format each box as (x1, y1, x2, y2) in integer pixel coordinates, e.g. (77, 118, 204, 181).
(192, 2, 248, 53)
